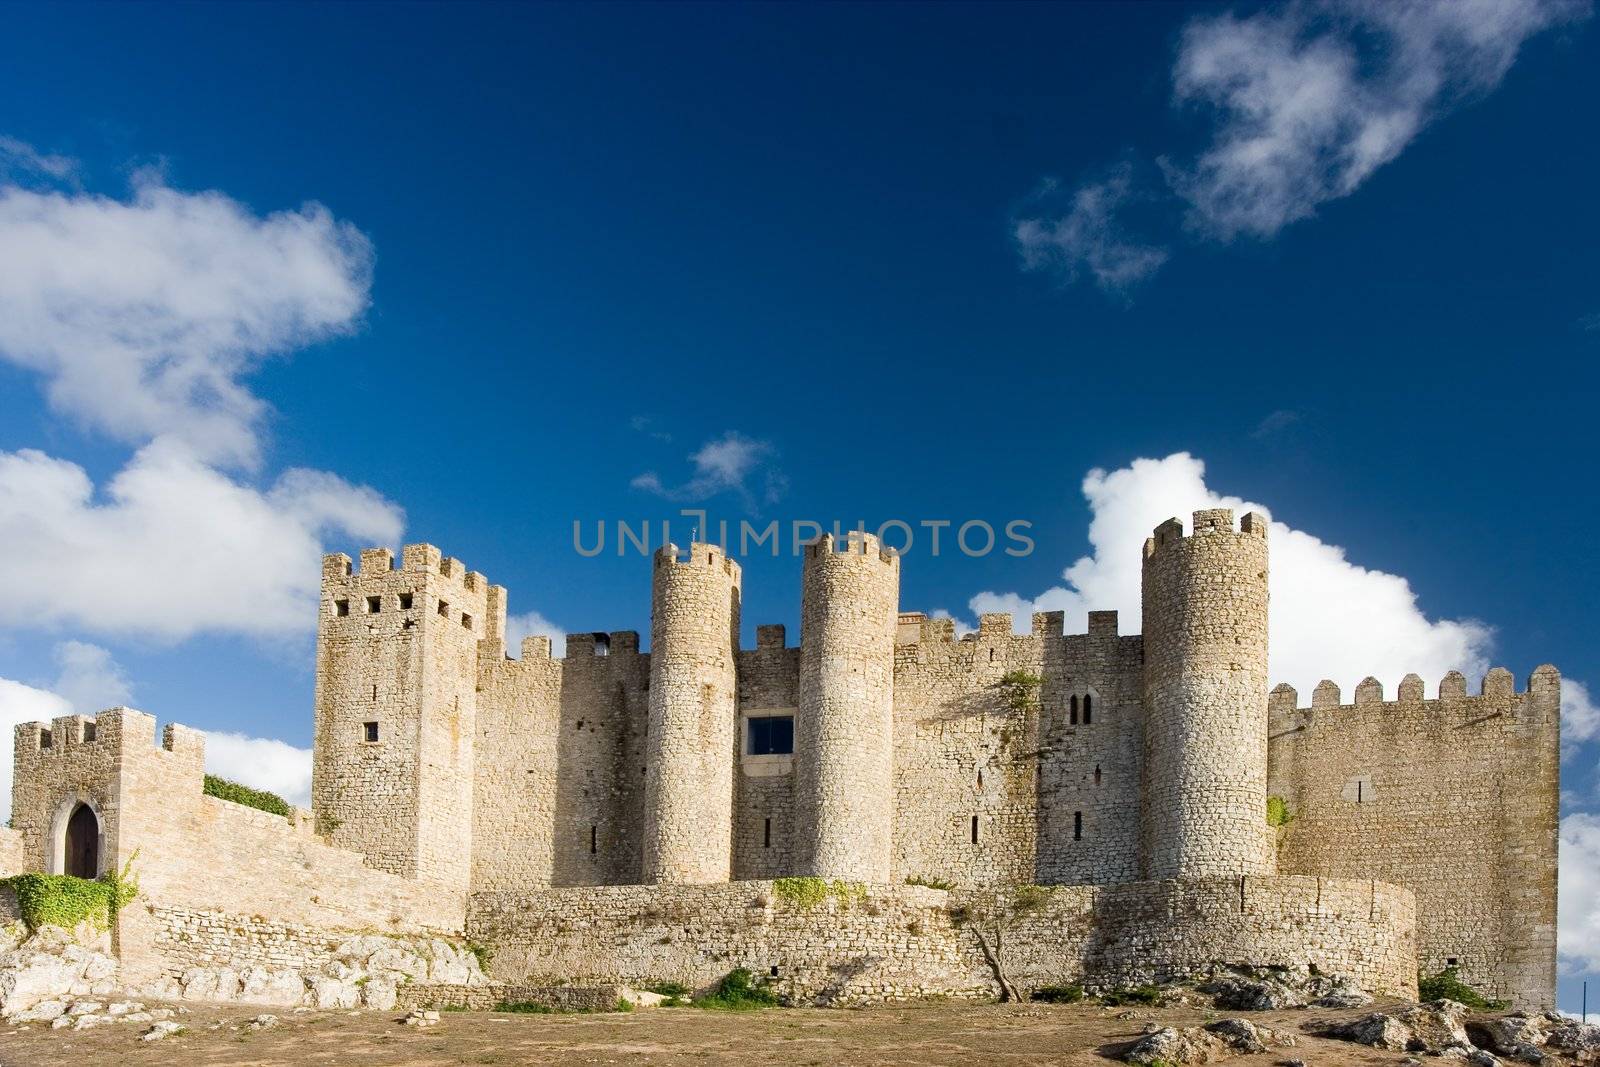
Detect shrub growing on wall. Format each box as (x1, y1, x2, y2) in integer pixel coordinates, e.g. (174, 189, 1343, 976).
(203, 774, 291, 818)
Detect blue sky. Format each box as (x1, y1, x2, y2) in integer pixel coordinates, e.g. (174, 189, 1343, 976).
(0, 1, 1596, 1009)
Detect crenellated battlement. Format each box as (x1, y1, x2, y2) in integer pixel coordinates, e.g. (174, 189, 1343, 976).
(803, 530, 898, 566)
(1269, 664, 1559, 716)
(654, 541, 742, 583)
(13, 706, 205, 766)
(1142, 507, 1268, 560)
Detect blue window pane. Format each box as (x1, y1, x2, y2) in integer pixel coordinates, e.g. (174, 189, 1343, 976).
(748, 716, 794, 755)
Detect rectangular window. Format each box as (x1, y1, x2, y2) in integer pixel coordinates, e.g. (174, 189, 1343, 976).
(971, 815, 979, 843)
(747, 715, 794, 755)
(363, 721, 379, 743)
(763, 817, 772, 848)
(398, 592, 413, 610)
(1074, 811, 1083, 841)
(366, 595, 381, 613)
(438, 599, 450, 618)
(334, 598, 349, 617)
(461, 613, 474, 630)
(590, 825, 597, 854)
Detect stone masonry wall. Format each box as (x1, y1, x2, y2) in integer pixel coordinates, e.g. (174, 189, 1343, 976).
(0, 828, 23, 877)
(796, 532, 899, 881)
(1267, 668, 1561, 1009)
(891, 611, 1146, 887)
(472, 630, 650, 890)
(1141, 510, 1273, 880)
(468, 875, 1415, 1005)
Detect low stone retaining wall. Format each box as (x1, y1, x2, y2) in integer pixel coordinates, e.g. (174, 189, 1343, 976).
(468, 875, 1417, 1006)
(397, 983, 624, 1012)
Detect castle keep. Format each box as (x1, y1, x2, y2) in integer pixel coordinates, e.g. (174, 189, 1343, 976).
(2, 510, 1561, 1009)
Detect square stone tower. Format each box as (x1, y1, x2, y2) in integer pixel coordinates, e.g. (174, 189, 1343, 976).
(312, 544, 500, 892)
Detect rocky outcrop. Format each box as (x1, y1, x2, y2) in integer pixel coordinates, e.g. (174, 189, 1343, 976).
(1123, 1018, 1296, 1064)
(1470, 1011, 1600, 1063)
(0, 922, 119, 1019)
(137, 933, 486, 1010)
(1196, 963, 1372, 1011)
(1323, 1000, 1473, 1054)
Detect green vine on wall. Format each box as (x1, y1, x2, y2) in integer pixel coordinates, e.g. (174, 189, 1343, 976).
(0, 852, 139, 933)
(998, 671, 1044, 713)
(772, 877, 866, 909)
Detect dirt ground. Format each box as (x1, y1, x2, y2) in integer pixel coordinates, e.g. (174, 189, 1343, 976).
(0, 999, 1447, 1066)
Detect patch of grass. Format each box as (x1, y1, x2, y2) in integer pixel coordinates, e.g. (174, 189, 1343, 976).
(904, 875, 954, 891)
(493, 1000, 556, 1014)
(1031, 983, 1084, 1003)
(696, 968, 781, 1011)
(1418, 967, 1506, 1010)
(1098, 984, 1163, 1006)
(648, 981, 691, 1007)
(614, 998, 635, 1012)
(204, 774, 291, 818)
(466, 941, 493, 972)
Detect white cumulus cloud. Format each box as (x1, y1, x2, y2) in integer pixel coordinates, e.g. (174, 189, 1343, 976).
(1560, 812, 1600, 976)
(0, 142, 402, 642)
(0, 171, 372, 467)
(200, 730, 313, 809)
(968, 452, 1495, 698)
(48, 640, 132, 713)
(0, 440, 402, 640)
(0, 676, 74, 822)
(505, 610, 568, 659)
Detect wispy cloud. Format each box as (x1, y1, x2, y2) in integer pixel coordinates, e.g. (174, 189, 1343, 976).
(0, 136, 78, 185)
(1014, 165, 1170, 291)
(632, 431, 787, 510)
(1167, 0, 1586, 241)
(1251, 409, 1302, 438)
(1017, 0, 1589, 289)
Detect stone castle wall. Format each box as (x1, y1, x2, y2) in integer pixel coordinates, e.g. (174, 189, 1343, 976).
(1267, 668, 1561, 1008)
(0, 828, 23, 877)
(467, 875, 1416, 1005)
(8, 708, 461, 985)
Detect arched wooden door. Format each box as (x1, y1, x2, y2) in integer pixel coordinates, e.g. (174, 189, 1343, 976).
(64, 804, 99, 879)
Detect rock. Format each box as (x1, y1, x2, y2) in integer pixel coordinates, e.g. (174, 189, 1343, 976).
(402, 1008, 441, 1028)
(247, 1013, 279, 1031)
(50, 1015, 73, 1029)
(66, 999, 102, 1015)
(71, 1013, 102, 1030)
(122, 1011, 154, 1024)
(106, 1000, 140, 1015)
(1200, 975, 1302, 1011)
(310, 976, 359, 1010)
(1474, 1014, 1550, 1062)
(1324, 1012, 1414, 1050)
(0, 925, 121, 1020)
(1399, 1000, 1472, 1052)
(1123, 1018, 1292, 1064)
(361, 977, 397, 1011)
(141, 1019, 185, 1041)
(14, 998, 67, 1021)
(238, 965, 305, 1006)
(619, 986, 668, 1008)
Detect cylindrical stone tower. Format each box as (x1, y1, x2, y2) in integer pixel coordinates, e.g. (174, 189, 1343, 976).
(1139, 508, 1273, 880)
(796, 531, 900, 882)
(643, 542, 741, 883)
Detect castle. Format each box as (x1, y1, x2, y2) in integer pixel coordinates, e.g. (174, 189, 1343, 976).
(1, 509, 1561, 1009)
